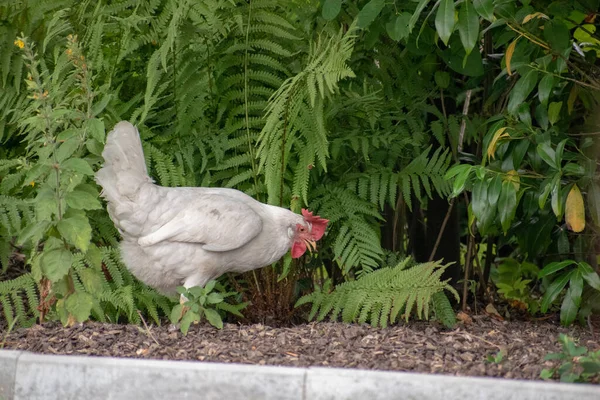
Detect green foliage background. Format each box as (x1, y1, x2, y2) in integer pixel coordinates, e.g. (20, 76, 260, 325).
(1, 0, 600, 328)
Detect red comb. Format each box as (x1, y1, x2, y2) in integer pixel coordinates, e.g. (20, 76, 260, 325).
(301, 209, 329, 241)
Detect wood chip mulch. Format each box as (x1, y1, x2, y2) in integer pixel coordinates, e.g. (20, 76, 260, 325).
(2, 315, 599, 381)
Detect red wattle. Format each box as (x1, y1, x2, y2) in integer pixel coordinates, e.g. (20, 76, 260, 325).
(291, 241, 307, 258)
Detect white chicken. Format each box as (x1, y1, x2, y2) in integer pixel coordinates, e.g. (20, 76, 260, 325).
(95, 121, 328, 295)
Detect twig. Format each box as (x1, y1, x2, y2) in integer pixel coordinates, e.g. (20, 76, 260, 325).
(441, 330, 502, 349)
(462, 234, 474, 312)
(136, 310, 160, 346)
(458, 90, 472, 153)
(427, 198, 455, 262)
(440, 89, 447, 120)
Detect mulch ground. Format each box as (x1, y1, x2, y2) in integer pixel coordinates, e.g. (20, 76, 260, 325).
(2, 315, 599, 382)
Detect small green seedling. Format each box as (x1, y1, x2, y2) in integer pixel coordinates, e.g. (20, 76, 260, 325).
(486, 349, 506, 364)
(541, 334, 600, 383)
(169, 280, 247, 334)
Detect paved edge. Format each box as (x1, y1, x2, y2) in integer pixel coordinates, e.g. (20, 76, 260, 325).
(1, 350, 599, 400)
(0, 350, 20, 400)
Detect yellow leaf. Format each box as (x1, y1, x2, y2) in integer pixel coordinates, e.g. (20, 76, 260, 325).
(487, 127, 510, 160)
(506, 38, 519, 76)
(522, 12, 549, 24)
(565, 184, 585, 232)
(504, 170, 520, 191)
(567, 85, 578, 115)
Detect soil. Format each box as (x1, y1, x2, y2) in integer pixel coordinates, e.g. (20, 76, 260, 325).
(2, 315, 599, 382)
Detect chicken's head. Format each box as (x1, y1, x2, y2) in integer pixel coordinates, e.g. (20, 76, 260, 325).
(290, 209, 329, 258)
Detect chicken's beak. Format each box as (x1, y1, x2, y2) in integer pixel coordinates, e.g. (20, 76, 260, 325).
(304, 239, 317, 253)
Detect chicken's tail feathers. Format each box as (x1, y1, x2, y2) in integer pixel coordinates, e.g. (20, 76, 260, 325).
(95, 121, 152, 204)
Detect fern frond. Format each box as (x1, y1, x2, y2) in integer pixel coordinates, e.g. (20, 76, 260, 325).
(297, 259, 459, 328)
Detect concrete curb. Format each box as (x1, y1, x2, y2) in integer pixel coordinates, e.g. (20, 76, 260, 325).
(1, 350, 599, 400)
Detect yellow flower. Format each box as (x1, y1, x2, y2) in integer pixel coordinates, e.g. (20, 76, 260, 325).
(66, 48, 73, 56)
(29, 181, 35, 187)
(14, 39, 24, 49)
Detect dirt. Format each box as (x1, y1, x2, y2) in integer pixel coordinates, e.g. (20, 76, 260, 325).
(2, 315, 599, 382)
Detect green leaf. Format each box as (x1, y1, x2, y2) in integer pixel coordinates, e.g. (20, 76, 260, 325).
(568, 270, 583, 305)
(473, 0, 494, 21)
(409, 0, 431, 33)
(551, 180, 562, 218)
(56, 128, 79, 141)
(86, 138, 103, 156)
(18, 220, 50, 246)
(322, 0, 341, 21)
(458, 1, 479, 55)
(65, 292, 93, 322)
(57, 215, 92, 253)
(538, 74, 554, 105)
(170, 304, 184, 324)
(206, 292, 224, 304)
(537, 143, 558, 169)
(487, 175, 502, 204)
(560, 272, 583, 326)
(65, 189, 102, 210)
(450, 165, 473, 197)
(507, 70, 538, 114)
(356, 0, 385, 29)
(387, 13, 411, 41)
(85, 244, 103, 270)
(540, 369, 554, 380)
(578, 262, 600, 291)
(187, 286, 204, 299)
(91, 94, 112, 117)
(580, 360, 600, 374)
(86, 118, 105, 143)
(434, 71, 450, 89)
(61, 158, 94, 176)
(41, 248, 73, 282)
(180, 310, 200, 335)
(544, 20, 571, 53)
(539, 260, 576, 278)
(540, 270, 573, 313)
(563, 163, 584, 176)
(204, 280, 217, 293)
(471, 179, 487, 219)
(56, 138, 80, 162)
(548, 102, 562, 125)
(498, 182, 517, 233)
(560, 371, 578, 383)
(35, 187, 58, 220)
(535, 103, 549, 130)
(435, 0, 456, 45)
(79, 268, 104, 295)
(512, 139, 530, 169)
(539, 181, 553, 209)
(204, 308, 223, 329)
(23, 164, 51, 187)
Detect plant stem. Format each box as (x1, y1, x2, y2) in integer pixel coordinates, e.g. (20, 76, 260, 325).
(243, 0, 260, 199)
(462, 234, 474, 312)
